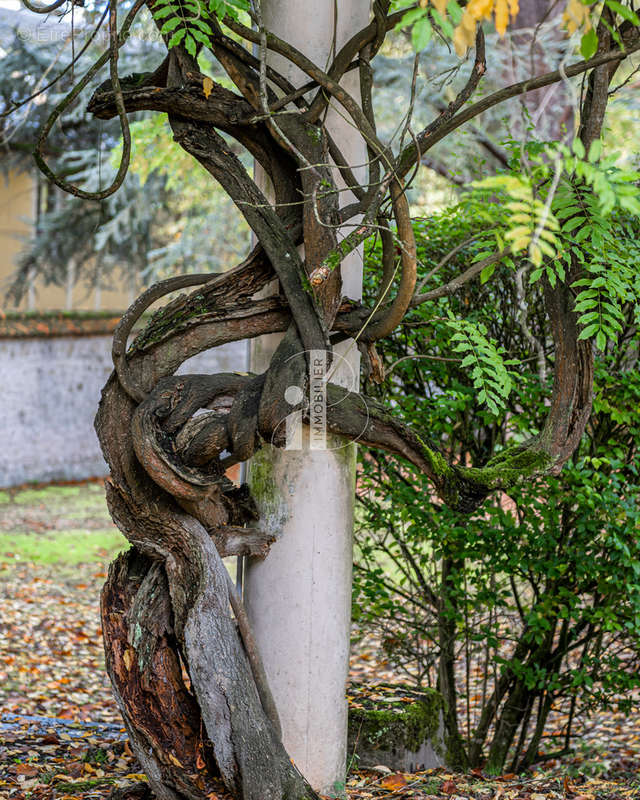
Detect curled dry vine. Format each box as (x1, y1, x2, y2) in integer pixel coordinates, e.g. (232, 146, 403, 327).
(12, 0, 640, 797)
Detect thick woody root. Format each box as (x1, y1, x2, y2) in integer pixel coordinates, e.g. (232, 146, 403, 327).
(101, 550, 219, 800)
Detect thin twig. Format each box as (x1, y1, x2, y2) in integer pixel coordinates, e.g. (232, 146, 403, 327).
(397, 37, 640, 177)
(33, 0, 141, 199)
(411, 249, 510, 307)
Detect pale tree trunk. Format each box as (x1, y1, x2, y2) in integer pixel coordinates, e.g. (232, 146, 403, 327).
(244, 0, 369, 793)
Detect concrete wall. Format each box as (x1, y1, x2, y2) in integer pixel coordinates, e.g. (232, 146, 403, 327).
(0, 335, 247, 487)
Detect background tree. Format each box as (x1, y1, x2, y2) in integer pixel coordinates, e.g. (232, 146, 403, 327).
(5, 0, 640, 798)
(0, 19, 248, 303)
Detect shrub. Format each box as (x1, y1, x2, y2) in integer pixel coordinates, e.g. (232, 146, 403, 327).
(353, 211, 640, 774)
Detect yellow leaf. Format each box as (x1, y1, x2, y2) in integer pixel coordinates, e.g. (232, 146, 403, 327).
(203, 76, 214, 100)
(124, 774, 149, 782)
(123, 648, 134, 670)
(454, 17, 477, 55)
(430, 0, 448, 15)
(169, 753, 183, 768)
(467, 0, 494, 21)
(529, 244, 542, 266)
(507, 201, 534, 213)
(510, 237, 531, 252)
(563, 0, 591, 34)
(494, 0, 509, 35)
(539, 227, 560, 242)
(537, 239, 558, 257)
(506, 225, 533, 239)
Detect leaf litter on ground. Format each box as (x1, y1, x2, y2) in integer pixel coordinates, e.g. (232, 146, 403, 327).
(1, 482, 639, 799)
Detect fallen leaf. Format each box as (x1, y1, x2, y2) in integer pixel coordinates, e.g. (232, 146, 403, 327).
(380, 772, 407, 790)
(15, 764, 38, 777)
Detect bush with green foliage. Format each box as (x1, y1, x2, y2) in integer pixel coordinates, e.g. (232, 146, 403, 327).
(353, 209, 640, 775)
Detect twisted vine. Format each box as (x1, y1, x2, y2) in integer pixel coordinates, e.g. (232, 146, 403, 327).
(12, 0, 638, 796)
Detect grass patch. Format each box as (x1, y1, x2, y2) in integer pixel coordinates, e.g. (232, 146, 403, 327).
(10, 483, 105, 506)
(0, 529, 126, 564)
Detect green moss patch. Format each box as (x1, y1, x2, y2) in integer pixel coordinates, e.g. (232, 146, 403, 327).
(348, 683, 443, 755)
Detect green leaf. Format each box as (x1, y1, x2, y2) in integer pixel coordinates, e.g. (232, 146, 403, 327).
(190, 29, 211, 46)
(161, 16, 182, 33)
(191, 17, 214, 33)
(411, 16, 432, 50)
(167, 27, 187, 47)
(153, 5, 179, 19)
(562, 216, 586, 233)
(605, 0, 640, 25)
(447, 0, 463, 24)
(546, 266, 556, 288)
(577, 323, 599, 341)
(480, 263, 496, 283)
(185, 34, 197, 56)
(431, 9, 454, 38)
(572, 138, 586, 160)
(398, 7, 427, 28)
(580, 28, 598, 60)
(588, 139, 602, 163)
